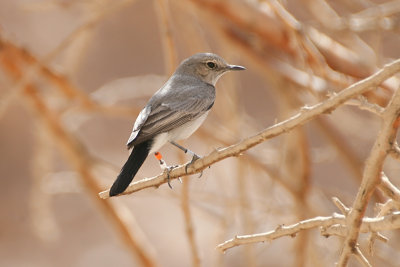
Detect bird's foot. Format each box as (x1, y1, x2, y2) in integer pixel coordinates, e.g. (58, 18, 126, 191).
(170, 141, 204, 177)
(185, 153, 202, 177)
(155, 152, 180, 188)
(162, 164, 180, 189)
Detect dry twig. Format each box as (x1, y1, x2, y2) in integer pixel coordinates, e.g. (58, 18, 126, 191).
(337, 80, 400, 266)
(217, 211, 400, 252)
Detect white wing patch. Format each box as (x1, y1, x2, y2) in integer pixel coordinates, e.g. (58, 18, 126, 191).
(126, 106, 151, 146)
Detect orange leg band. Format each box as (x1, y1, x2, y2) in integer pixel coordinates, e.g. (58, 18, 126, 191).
(154, 152, 163, 161)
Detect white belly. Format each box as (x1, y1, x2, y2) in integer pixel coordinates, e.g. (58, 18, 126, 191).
(169, 112, 209, 141)
(149, 112, 209, 153)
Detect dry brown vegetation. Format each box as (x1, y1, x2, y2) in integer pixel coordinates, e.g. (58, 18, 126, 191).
(2, 0, 400, 266)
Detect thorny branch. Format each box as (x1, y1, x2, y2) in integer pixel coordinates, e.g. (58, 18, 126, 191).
(337, 79, 400, 266)
(217, 211, 400, 252)
(99, 58, 400, 198)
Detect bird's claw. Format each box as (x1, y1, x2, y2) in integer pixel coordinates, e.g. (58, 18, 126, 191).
(185, 153, 201, 174)
(158, 158, 178, 189)
(196, 165, 211, 178)
(162, 164, 178, 189)
(158, 151, 202, 188)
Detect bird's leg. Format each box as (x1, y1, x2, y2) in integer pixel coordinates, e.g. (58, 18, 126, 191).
(154, 152, 181, 188)
(169, 141, 202, 176)
(170, 141, 201, 160)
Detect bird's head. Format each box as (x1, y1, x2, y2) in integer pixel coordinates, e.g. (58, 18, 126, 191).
(175, 53, 245, 86)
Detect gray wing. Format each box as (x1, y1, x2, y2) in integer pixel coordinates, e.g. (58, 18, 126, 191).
(126, 105, 151, 146)
(127, 95, 214, 148)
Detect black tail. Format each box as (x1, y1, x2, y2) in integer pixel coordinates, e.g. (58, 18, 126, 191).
(109, 139, 152, 196)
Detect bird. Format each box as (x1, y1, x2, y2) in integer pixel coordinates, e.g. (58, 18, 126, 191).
(109, 53, 245, 196)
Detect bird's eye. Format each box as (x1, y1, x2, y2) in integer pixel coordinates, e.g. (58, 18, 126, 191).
(206, 61, 216, 69)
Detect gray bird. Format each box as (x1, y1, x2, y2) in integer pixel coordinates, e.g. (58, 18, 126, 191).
(109, 53, 245, 196)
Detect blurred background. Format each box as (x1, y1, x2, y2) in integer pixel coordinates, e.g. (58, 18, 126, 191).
(1, 0, 400, 266)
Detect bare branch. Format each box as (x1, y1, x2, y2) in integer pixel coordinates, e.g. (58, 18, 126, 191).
(367, 198, 392, 255)
(388, 142, 400, 162)
(346, 95, 385, 115)
(368, 231, 389, 256)
(99, 58, 400, 199)
(379, 172, 400, 203)
(332, 197, 350, 216)
(338, 83, 400, 266)
(218, 215, 342, 253)
(181, 177, 201, 267)
(353, 246, 372, 267)
(217, 211, 400, 253)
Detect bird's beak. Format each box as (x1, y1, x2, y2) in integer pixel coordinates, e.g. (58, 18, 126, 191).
(227, 64, 246, 71)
